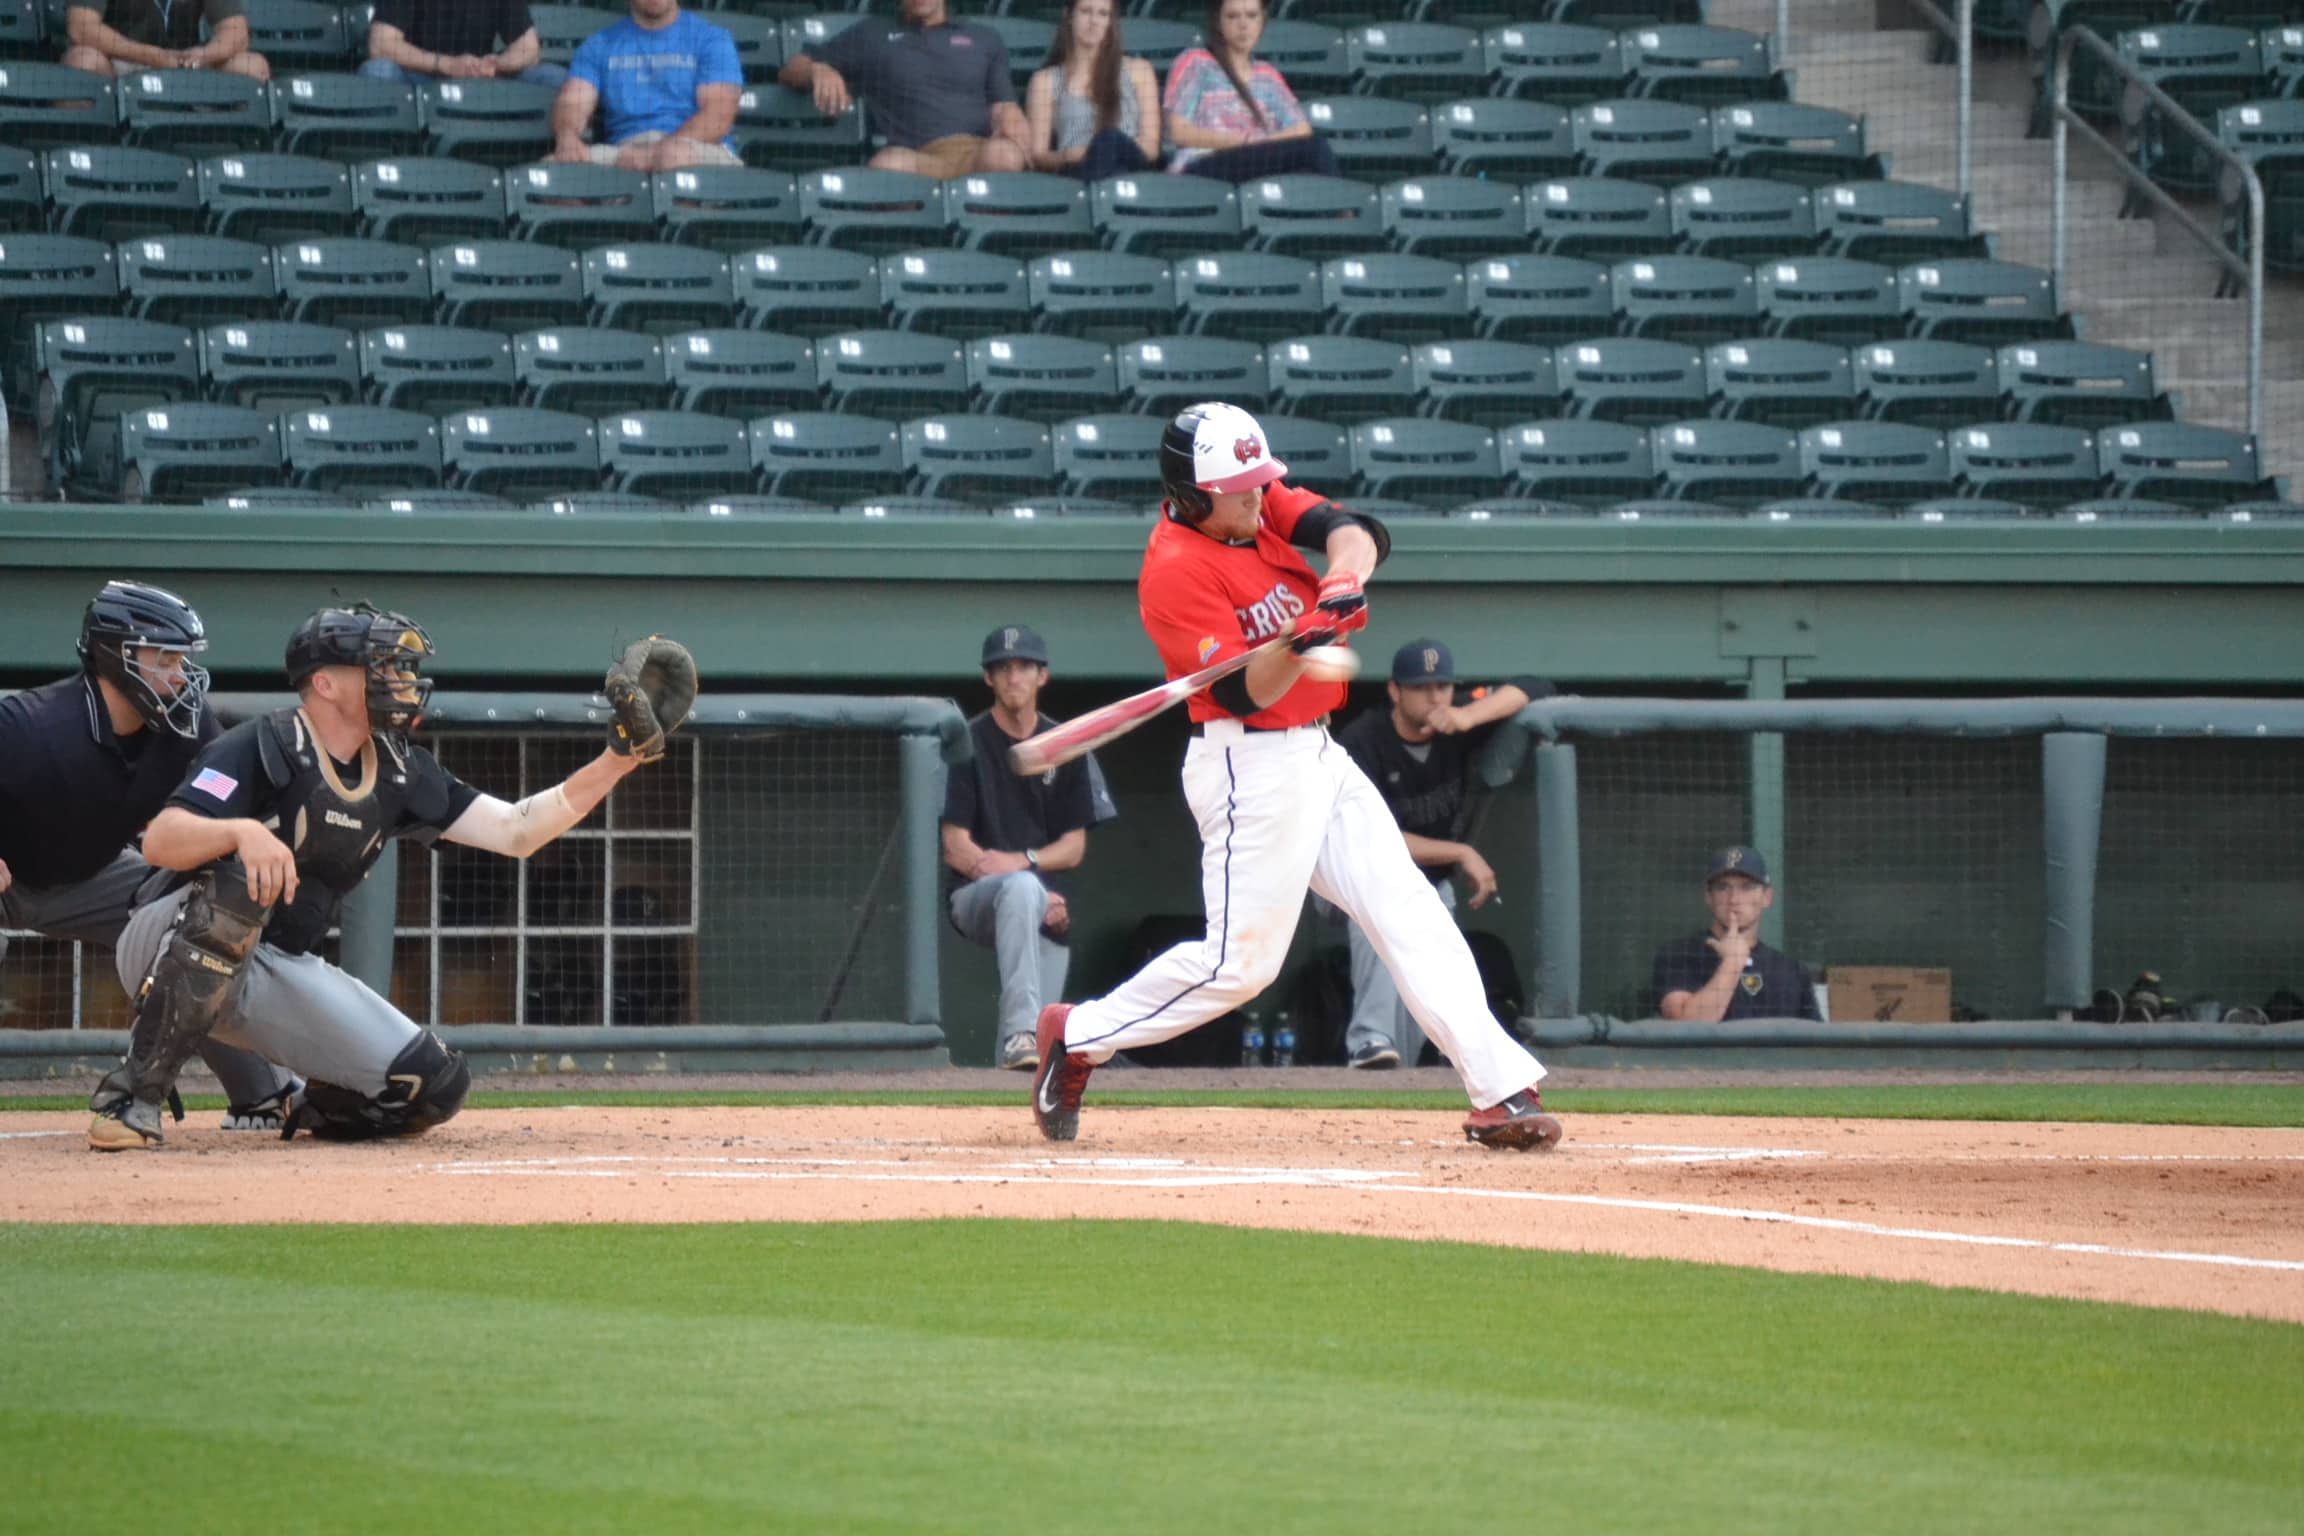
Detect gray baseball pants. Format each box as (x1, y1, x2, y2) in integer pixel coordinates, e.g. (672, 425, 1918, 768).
(948, 871, 1069, 1048)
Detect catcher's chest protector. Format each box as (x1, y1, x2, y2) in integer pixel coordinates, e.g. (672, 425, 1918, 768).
(254, 708, 413, 953)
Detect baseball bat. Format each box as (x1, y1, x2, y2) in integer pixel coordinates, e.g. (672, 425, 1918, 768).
(1008, 634, 1295, 776)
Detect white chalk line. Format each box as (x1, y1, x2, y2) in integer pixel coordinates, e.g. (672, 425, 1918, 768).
(0, 1129, 73, 1140)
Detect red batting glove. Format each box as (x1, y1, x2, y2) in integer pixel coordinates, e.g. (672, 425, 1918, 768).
(1289, 607, 1341, 654)
(1314, 571, 1368, 635)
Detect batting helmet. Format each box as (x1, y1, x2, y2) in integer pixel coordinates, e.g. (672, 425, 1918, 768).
(78, 580, 211, 739)
(1159, 402, 1287, 526)
(284, 602, 435, 735)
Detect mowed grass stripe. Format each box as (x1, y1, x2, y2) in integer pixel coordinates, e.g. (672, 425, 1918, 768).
(1, 1222, 2296, 1535)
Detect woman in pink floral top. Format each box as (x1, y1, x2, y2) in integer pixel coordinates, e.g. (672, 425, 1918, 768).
(1162, 0, 1338, 182)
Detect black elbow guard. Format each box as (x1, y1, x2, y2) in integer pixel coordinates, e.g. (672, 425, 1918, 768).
(1208, 670, 1259, 719)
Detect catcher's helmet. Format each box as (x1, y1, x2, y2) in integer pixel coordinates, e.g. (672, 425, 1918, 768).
(285, 602, 435, 734)
(78, 580, 211, 739)
(1159, 401, 1287, 526)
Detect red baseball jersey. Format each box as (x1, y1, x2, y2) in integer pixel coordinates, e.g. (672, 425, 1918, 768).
(1139, 483, 1348, 728)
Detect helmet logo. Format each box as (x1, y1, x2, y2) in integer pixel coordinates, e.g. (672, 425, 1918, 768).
(1233, 435, 1262, 464)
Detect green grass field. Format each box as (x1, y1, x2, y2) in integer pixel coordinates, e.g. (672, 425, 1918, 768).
(3, 1220, 2297, 1535)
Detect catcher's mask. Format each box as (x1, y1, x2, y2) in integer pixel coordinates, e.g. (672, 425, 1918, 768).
(78, 579, 212, 739)
(285, 603, 436, 735)
(1159, 401, 1287, 527)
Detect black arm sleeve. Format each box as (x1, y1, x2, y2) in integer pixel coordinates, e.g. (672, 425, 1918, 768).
(1207, 669, 1258, 719)
(1285, 500, 1391, 567)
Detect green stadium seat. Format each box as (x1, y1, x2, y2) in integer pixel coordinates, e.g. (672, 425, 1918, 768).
(1430, 97, 1576, 181)
(0, 60, 118, 154)
(354, 159, 506, 245)
(712, 10, 785, 82)
(205, 486, 359, 511)
(733, 244, 881, 337)
(2029, 0, 2181, 137)
(272, 72, 420, 160)
(686, 494, 834, 521)
(1321, 252, 1471, 344)
(1798, 420, 1956, 506)
(0, 144, 39, 233)
(1482, 22, 1626, 106)
(44, 146, 202, 242)
(197, 152, 353, 245)
(839, 493, 990, 520)
(1758, 256, 1901, 347)
(966, 332, 1118, 421)
(0, 0, 41, 58)
(1089, 172, 1240, 258)
(1813, 180, 1984, 264)
(1547, 0, 1706, 28)
(1378, 175, 1522, 260)
(1266, 334, 1417, 423)
(1669, 178, 1817, 261)
(902, 414, 1057, 504)
(731, 84, 866, 173)
(1898, 258, 2069, 345)
(200, 319, 359, 410)
(2118, 24, 2264, 197)
(942, 171, 1092, 259)
(1706, 338, 1858, 428)
(581, 243, 734, 334)
(529, 4, 614, 69)
(1261, 414, 1353, 486)
(1054, 412, 1164, 501)
(1555, 336, 1708, 425)
(799, 166, 947, 255)
(281, 404, 442, 492)
(1172, 250, 1322, 342)
(1500, 417, 1659, 506)
(360, 488, 521, 516)
(417, 78, 556, 166)
(663, 328, 817, 418)
(428, 238, 582, 330)
(1116, 333, 1265, 416)
(1466, 253, 1613, 344)
(1346, 22, 1485, 104)
(1303, 95, 1436, 184)
(1525, 176, 1675, 259)
(598, 410, 754, 499)
(749, 410, 903, 503)
(1261, 20, 1353, 95)
(515, 327, 668, 417)
(2263, 22, 2304, 85)
(1448, 496, 1597, 520)
(0, 234, 120, 410)
(358, 323, 516, 415)
(2216, 497, 2304, 522)
(1995, 340, 2169, 428)
(1901, 497, 2038, 521)
(441, 406, 601, 498)
(878, 247, 1031, 339)
(992, 496, 1142, 520)
(1238, 174, 1384, 258)
(1711, 102, 1881, 187)
(2056, 496, 2195, 521)
(815, 328, 969, 417)
(1624, 25, 1785, 107)
(1853, 340, 2003, 428)
(1349, 416, 1500, 505)
(1411, 338, 1560, 427)
(504, 163, 655, 250)
(533, 491, 675, 517)
(277, 236, 430, 328)
(2094, 422, 2274, 506)
(1948, 423, 2103, 509)
(32, 316, 197, 492)
(1611, 255, 1760, 348)
(117, 67, 269, 154)
(975, 16, 1053, 86)
(117, 235, 279, 329)
(102, 401, 283, 501)
(1026, 249, 1175, 341)
(2217, 99, 2304, 275)
(1751, 497, 1892, 520)
(1572, 99, 1715, 184)
(1652, 418, 1803, 506)
(242, 0, 354, 73)
(653, 165, 799, 253)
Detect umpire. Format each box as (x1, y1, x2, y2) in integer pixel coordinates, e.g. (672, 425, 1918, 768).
(0, 581, 298, 1125)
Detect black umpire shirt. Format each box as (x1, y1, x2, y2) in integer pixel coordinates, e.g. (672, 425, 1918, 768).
(940, 710, 1113, 910)
(1335, 676, 1548, 886)
(369, 0, 535, 55)
(1650, 935, 1822, 1021)
(0, 675, 220, 890)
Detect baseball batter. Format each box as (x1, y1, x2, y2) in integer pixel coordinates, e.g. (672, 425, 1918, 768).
(1031, 402, 1562, 1151)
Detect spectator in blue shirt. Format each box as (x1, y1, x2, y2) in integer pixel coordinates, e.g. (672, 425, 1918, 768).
(550, 0, 741, 170)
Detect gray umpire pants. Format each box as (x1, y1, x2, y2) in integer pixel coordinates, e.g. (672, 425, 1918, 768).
(948, 871, 1069, 1047)
(1343, 879, 1455, 1065)
(116, 880, 426, 1100)
(2, 851, 296, 1106)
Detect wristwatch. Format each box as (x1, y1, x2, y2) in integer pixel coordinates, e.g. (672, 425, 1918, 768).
(1023, 848, 1040, 869)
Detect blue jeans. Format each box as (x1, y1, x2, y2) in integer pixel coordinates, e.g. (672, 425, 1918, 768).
(947, 871, 1070, 1048)
(1181, 133, 1340, 183)
(359, 56, 568, 90)
(1070, 127, 1154, 182)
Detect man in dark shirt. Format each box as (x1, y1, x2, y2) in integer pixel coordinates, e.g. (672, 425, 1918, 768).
(779, 0, 1030, 180)
(941, 625, 1115, 1071)
(361, 0, 564, 88)
(1332, 638, 1550, 1068)
(1650, 845, 1822, 1022)
(0, 581, 296, 1127)
(61, 0, 269, 79)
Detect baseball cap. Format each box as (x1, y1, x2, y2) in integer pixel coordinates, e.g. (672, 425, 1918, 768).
(1391, 639, 1454, 685)
(1705, 845, 1769, 885)
(981, 624, 1049, 667)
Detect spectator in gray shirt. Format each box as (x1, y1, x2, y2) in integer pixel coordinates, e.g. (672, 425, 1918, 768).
(779, 0, 1031, 181)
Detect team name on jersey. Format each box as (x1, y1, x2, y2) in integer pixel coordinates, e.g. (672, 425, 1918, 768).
(1235, 582, 1306, 642)
(324, 809, 363, 831)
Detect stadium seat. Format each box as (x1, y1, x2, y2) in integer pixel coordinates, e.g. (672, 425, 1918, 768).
(102, 402, 283, 502)
(992, 497, 1143, 521)
(358, 324, 516, 415)
(901, 414, 1057, 504)
(32, 316, 197, 492)
(531, 4, 615, 69)
(504, 163, 655, 250)
(1411, 338, 1560, 426)
(1757, 256, 1901, 347)
(1622, 25, 1784, 106)
(0, 144, 39, 233)
(1852, 339, 2003, 428)
(1466, 253, 1614, 344)
(1378, 176, 1522, 260)
(1898, 259, 2070, 345)
(663, 328, 817, 418)
(1239, 174, 1384, 258)
(1798, 420, 1956, 506)
(1525, 176, 1675, 260)
(440, 406, 601, 499)
(1611, 255, 1760, 347)
(417, 78, 556, 166)
(712, 9, 784, 82)
(1500, 417, 1659, 505)
(967, 333, 1118, 421)
(1705, 339, 1858, 428)
(2056, 496, 2194, 521)
(0, 235, 120, 411)
(242, 0, 353, 72)
(353, 159, 506, 245)
(44, 146, 201, 242)
(534, 491, 675, 517)
(1652, 418, 1803, 505)
(1555, 336, 1708, 425)
(686, 494, 833, 520)
(1026, 249, 1175, 341)
(1669, 178, 1818, 261)
(2217, 98, 2304, 275)
(2028, 0, 2181, 137)
(749, 410, 903, 503)
(117, 235, 278, 329)
(974, 16, 1052, 87)
(1304, 96, 1436, 184)
(200, 319, 359, 410)
(272, 72, 420, 160)
(1431, 97, 1577, 181)
(1261, 414, 1353, 487)
(731, 84, 866, 173)
(1812, 180, 1984, 264)
(597, 410, 753, 499)
(116, 68, 269, 155)
(429, 239, 582, 330)
(732, 244, 881, 337)
(878, 247, 1031, 339)
(1751, 497, 1892, 520)
(197, 152, 353, 245)
(2095, 422, 2274, 506)
(1948, 423, 2103, 509)
(2117, 24, 2263, 197)
(281, 404, 442, 492)
(1053, 412, 1164, 500)
(815, 328, 970, 417)
(1090, 171, 1240, 258)
(582, 243, 734, 334)
(1345, 22, 1486, 103)
(1260, 19, 1353, 96)
(942, 171, 1092, 259)
(515, 327, 668, 417)
(1901, 497, 2038, 521)
(358, 488, 520, 515)
(1996, 341, 2169, 428)
(1710, 102, 1881, 187)
(1172, 250, 1323, 342)
(0, 60, 117, 154)
(800, 167, 947, 255)
(203, 486, 360, 512)
(277, 236, 430, 329)
(1572, 99, 1715, 184)
(1266, 334, 1417, 422)
(1483, 22, 1627, 106)
(838, 493, 988, 519)
(0, 0, 42, 59)
(653, 165, 799, 253)
(1448, 497, 1596, 521)
(1117, 334, 1265, 416)
(1349, 417, 1500, 505)
(1321, 252, 1471, 343)
(1115, 18, 1202, 73)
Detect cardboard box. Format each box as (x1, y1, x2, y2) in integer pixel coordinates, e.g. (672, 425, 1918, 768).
(1826, 966, 1952, 1024)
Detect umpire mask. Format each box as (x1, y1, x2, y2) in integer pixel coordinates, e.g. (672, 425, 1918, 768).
(78, 580, 212, 739)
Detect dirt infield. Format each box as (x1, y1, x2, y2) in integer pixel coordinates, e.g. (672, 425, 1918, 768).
(7, 1102, 2300, 1324)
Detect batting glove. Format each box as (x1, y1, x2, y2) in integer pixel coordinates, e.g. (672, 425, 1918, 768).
(1314, 571, 1368, 635)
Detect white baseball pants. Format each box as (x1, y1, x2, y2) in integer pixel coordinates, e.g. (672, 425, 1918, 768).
(1061, 720, 1544, 1110)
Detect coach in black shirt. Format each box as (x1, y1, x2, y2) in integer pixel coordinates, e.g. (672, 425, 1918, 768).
(1651, 845, 1822, 1022)
(360, 0, 563, 88)
(1332, 639, 1551, 1069)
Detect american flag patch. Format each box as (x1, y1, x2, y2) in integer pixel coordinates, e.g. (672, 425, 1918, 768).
(188, 768, 239, 800)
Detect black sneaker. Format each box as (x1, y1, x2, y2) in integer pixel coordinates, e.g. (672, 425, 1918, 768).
(1347, 1042, 1401, 1070)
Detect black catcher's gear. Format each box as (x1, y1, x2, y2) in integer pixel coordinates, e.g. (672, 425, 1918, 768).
(282, 1029, 470, 1141)
(284, 603, 435, 736)
(77, 579, 211, 739)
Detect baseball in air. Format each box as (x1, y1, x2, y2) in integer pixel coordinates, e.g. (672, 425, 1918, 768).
(1296, 645, 1361, 683)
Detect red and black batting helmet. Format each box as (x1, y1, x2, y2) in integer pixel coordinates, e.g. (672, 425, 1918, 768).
(1159, 402, 1287, 525)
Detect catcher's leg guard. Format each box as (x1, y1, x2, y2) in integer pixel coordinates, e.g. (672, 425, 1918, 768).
(282, 1030, 470, 1142)
(89, 864, 271, 1151)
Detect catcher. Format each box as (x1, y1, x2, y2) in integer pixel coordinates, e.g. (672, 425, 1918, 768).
(87, 606, 696, 1150)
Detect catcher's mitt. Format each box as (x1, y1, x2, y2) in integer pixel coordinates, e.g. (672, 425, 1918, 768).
(603, 636, 697, 761)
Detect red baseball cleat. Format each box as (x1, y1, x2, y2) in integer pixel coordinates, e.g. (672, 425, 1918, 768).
(1030, 1003, 1093, 1142)
(1463, 1088, 1563, 1151)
